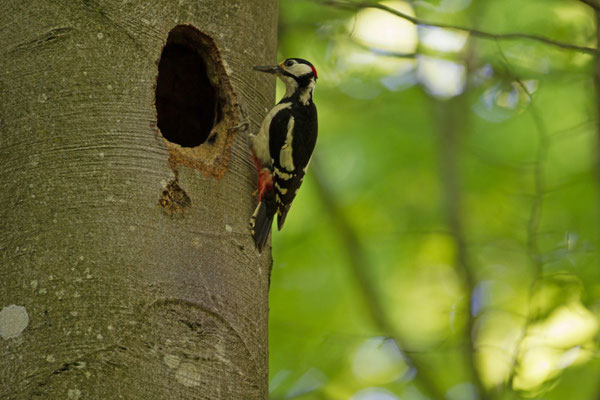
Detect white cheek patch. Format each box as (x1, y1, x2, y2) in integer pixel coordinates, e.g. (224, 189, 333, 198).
(279, 117, 295, 172)
(288, 63, 313, 76)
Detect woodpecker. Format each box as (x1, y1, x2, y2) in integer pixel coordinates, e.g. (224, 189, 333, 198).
(249, 58, 318, 252)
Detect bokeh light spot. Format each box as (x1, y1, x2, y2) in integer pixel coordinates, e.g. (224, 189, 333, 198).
(352, 337, 409, 384)
(350, 1, 417, 54)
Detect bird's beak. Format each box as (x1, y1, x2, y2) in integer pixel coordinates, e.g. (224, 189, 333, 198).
(253, 65, 281, 75)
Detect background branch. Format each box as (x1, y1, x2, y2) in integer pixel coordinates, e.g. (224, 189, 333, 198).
(433, 96, 489, 399)
(428, 5, 490, 396)
(321, 0, 598, 54)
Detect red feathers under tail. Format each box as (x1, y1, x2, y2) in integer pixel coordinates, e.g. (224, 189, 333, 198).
(250, 156, 276, 252)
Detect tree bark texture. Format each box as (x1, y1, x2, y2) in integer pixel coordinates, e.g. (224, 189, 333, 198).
(0, 1, 277, 399)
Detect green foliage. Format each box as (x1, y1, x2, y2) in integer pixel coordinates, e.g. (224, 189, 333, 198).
(269, 1, 600, 399)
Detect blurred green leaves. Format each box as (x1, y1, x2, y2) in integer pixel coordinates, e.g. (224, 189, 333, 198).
(269, 1, 600, 399)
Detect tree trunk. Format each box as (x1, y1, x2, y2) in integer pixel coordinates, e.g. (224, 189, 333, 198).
(0, 1, 277, 399)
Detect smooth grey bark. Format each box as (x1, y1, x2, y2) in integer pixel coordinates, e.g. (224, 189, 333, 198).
(0, 1, 277, 399)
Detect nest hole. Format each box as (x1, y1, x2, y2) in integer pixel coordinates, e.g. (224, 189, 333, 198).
(155, 26, 220, 147)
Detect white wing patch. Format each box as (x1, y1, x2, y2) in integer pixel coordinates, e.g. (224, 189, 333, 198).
(279, 117, 295, 172)
(251, 102, 292, 166)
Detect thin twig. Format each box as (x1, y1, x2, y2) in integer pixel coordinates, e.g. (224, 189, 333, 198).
(310, 160, 446, 400)
(320, 0, 598, 54)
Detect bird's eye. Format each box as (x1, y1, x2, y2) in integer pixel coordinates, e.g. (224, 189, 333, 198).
(285, 60, 295, 67)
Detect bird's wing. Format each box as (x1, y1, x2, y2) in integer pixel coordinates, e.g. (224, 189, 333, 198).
(268, 105, 317, 230)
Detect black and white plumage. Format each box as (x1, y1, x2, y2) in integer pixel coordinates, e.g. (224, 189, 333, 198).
(249, 58, 318, 252)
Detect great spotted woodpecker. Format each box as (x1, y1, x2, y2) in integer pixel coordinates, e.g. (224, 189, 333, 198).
(249, 58, 318, 252)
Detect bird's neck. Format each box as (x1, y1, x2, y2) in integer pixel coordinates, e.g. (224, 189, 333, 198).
(283, 80, 315, 106)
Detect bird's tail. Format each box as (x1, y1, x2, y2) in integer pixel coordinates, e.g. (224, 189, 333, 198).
(250, 190, 277, 252)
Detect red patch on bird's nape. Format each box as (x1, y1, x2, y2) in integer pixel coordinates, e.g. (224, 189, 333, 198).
(311, 65, 318, 79)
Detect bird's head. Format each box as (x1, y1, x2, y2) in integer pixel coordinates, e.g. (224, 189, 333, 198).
(254, 58, 317, 99)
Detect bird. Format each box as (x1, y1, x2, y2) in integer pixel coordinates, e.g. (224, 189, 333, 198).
(249, 58, 319, 252)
